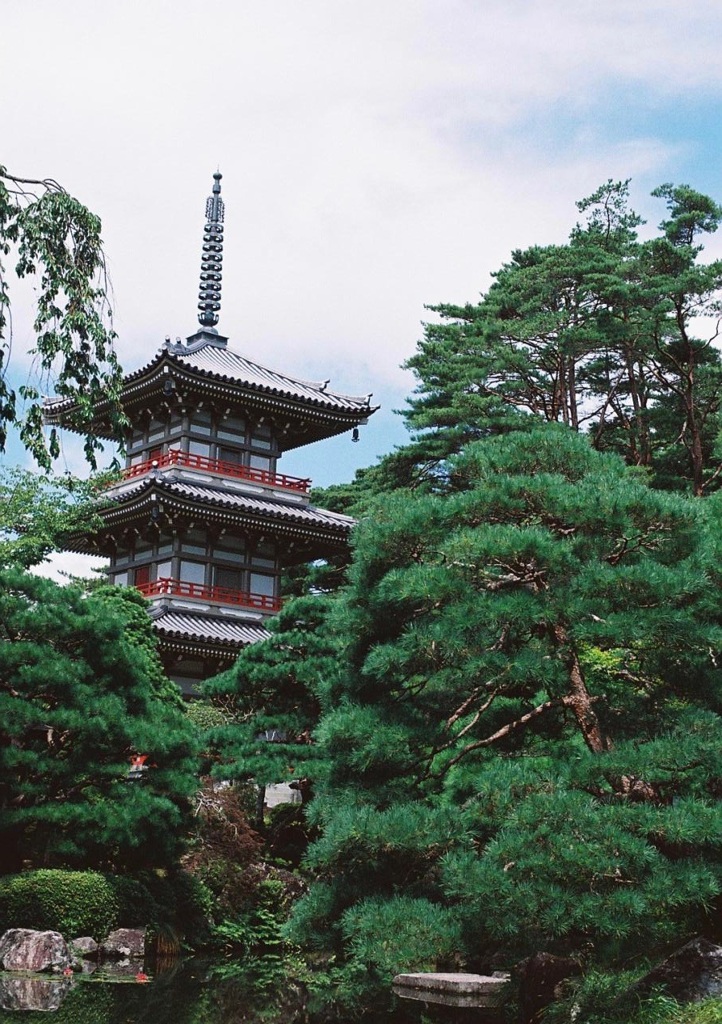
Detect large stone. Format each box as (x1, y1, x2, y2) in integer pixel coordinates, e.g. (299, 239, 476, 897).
(70, 935, 99, 959)
(517, 953, 581, 1024)
(101, 927, 146, 961)
(632, 937, 722, 1003)
(0, 928, 71, 973)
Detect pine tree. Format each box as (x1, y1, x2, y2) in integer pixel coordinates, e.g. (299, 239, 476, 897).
(0, 567, 198, 872)
(403, 182, 722, 495)
(204, 594, 343, 794)
(290, 428, 722, 982)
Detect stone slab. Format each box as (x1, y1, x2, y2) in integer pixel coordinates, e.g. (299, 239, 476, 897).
(393, 972, 510, 1007)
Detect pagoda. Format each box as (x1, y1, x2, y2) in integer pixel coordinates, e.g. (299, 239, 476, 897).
(45, 174, 377, 693)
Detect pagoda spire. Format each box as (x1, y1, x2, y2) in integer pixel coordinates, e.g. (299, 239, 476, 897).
(197, 172, 224, 329)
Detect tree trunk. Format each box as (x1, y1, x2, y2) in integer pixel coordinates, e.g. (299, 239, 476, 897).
(552, 624, 610, 753)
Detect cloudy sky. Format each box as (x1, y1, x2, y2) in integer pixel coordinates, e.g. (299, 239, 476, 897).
(3, 0, 722, 574)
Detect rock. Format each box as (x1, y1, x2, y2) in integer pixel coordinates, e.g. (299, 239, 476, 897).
(70, 936, 99, 959)
(393, 972, 510, 1008)
(517, 952, 581, 1024)
(0, 976, 71, 1012)
(0, 928, 71, 973)
(101, 927, 146, 961)
(631, 937, 722, 1003)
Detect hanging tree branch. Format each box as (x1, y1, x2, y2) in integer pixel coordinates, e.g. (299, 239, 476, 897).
(0, 165, 126, 469)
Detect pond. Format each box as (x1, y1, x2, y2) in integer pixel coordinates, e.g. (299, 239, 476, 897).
(0, 960, 507, 1024)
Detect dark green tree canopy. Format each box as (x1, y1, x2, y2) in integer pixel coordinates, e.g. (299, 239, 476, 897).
(204, 594, 343, 790)
(289, 428, 722, 986)
(207, 180, 722, 1003)
(0, 568, 197, 873)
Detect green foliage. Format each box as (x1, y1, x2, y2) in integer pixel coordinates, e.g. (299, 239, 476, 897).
(343, 896, 462, 980)
(0, 983, 117, 1024)
(0, 566, 198, 872)
(184, 780, 262, 887)
(0, 166, 125, 468)
(290, 426, 722, 987)
(210, 879, 294, 993)
(204, 594, 343, 788)
(264, 803, 316, 868)
(443, 762, 722, 960)
(0, 467, 113, 569)
(0, 869, 119, 939)
(542, 967, 722, 1024)
(400, 180, 722, 496)
(184, 700, 230, 732)
(91, 869, 212, 940)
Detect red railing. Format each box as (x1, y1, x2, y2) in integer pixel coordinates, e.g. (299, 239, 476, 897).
(122, 449, 311, 493)
(135, 578, 281, 612)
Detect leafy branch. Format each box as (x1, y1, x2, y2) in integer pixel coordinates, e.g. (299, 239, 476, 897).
(0, 165, 126, 468)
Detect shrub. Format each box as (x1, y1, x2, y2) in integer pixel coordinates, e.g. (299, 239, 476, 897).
(107, 875, 157, 927)
(0, 869, 119, 939)
(184, 701, 230, 732)
(106, 870, 212, 940)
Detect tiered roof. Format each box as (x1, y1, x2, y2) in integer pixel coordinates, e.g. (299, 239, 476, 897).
(69, 475, 355, 556)
(150, 608, 271, 658)
(45, 332, 377, 448)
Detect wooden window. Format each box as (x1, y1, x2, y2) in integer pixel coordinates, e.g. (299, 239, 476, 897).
(212, 535, 246, 559)
(157, 536, 174, 557)
(190, 410, 213, 436)
(181, 530, 207, 557)
(155, 560, 173, 580)
(249, 572, 276, 597)
(250, 542, 276, 569)
(178, 560, 206, 585)
(217, 416, 246, 441)
(218, 446, 244, 465)
(188, 439, 211, 458)
(250, 423, 274, 451)
(147, 419, 166, 442)
(215, 566, 244, 590)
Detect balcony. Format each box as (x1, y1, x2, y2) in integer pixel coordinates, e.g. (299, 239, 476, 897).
(122, 449, 311, 493)
(136, 578, 281, 613)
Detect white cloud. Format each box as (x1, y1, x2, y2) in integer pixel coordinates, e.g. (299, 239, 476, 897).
(2, 0, 722, 489)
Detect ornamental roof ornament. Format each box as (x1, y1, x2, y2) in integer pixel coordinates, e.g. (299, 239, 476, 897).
(197, 172, 224, 330)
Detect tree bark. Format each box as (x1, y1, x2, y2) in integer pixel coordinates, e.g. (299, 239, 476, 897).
(552, 624, 610, 753)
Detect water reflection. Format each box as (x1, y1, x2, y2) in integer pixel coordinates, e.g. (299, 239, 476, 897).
(0, 976, 71, 1013)
(0, 961, 503, 1024)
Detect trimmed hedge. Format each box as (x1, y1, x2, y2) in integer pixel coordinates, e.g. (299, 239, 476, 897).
(0, 869, 119, 940)
(0, 868, 212, 947)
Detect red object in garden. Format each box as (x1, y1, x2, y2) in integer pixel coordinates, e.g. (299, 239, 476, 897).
(127, 754, 150, 781)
